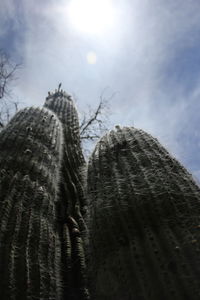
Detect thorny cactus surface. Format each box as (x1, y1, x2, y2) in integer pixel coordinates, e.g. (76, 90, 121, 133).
(0, 91, 89, 300)
(44, 90, 86, 219)
(86, 126, 200, 300)
(0, 107, 63, 300)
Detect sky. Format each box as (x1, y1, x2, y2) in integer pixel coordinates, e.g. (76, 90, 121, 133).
(0, 0, 200, 181)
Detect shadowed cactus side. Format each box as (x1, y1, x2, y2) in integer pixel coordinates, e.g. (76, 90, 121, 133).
(86, 126, 200, 300)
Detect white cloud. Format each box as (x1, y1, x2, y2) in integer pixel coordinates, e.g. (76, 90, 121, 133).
(1, 0, 200, 177)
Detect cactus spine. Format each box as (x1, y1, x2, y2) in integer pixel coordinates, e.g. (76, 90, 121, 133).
(86, 126, 200, 300)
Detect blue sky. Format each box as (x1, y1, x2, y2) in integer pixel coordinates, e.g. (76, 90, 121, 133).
(1, 0, 200, 180)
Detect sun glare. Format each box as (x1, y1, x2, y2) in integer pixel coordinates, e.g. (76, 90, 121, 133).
(87, 51, 97, 64)
(67, 0, 116, 35)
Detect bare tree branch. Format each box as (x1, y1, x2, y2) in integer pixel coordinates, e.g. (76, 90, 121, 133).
(0, 99, 21, 128)
(81, 134, 101, 140)
(0, 50, 22, 129)
(0, 49, 21, 99)
(80, 100, 104, 136)
(78, 87, 117, 158)
(79, 87, 116, 142)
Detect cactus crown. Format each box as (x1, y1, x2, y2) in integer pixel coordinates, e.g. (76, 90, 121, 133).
(46, 89, 73, 101)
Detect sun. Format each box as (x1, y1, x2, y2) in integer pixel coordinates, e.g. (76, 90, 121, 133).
(67, 0, 116, 35)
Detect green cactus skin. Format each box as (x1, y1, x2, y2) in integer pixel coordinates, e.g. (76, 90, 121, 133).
(86, 126, 200, 300)
(0, 107, 64, 300)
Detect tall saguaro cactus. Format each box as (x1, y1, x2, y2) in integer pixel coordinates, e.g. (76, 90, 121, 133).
(0, 107, 64, 300)
(44, 90, 89, 299)
(44, 90, 86, 220)
(86, 126, 200, 300)
(0, 90, 89, 300)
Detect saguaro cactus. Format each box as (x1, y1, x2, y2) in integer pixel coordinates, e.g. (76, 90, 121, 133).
(44, 90, 89, 299)
(86, 126, 200, 300)
(1, 88, 200, 300)
(0, 91, 89, 300)
(0, 107, 64, 300)
(44, 90, 86, 219)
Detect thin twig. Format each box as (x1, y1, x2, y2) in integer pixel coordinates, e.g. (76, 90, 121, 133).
(80, 101, 103, 136)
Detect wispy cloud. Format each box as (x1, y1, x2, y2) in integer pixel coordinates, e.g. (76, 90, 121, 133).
(1, 0, 200, 178)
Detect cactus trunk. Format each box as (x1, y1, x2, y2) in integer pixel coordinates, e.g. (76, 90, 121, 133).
(44, 91, 89, 299)
(0, 107, 63, 299)
(86, 126, 200, 300)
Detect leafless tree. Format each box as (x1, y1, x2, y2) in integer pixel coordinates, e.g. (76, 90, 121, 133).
(0, 100, 20, 128)
(79, 88, 116, 156)
(80, 88, 116, 140)
(0, 50, 21, 99)
(0, 50, 21, 128)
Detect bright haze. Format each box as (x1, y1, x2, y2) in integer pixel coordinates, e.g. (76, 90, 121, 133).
(1, 0, 200, 180)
